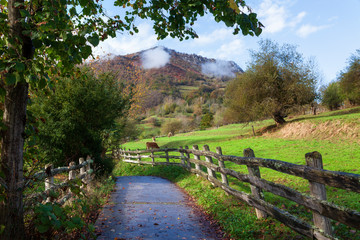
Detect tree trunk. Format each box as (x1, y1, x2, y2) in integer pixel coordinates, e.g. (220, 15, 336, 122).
(0, 0, 30, 239)
(273, 112, 286, 126)
(0, 82, 28, 240)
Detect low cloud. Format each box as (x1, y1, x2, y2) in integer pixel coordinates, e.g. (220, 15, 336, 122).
(257, 0, 306, 33)
(141, 46, 171, 69)
(201, 60, 236, 78)
(92, 23, 158, 57)
(296, 24, 329, 38)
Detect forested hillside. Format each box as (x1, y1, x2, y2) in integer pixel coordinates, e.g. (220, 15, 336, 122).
(90, 47, 242, 110)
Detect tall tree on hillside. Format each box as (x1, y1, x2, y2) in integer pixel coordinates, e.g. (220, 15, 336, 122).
(0, 0, 263, 239)
(224, 39, 318, 125)
(339, 49, 360, 105)
(320, 81, 344, 110)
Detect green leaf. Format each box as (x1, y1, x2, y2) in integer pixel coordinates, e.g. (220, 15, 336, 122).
(69, 7, 77, 16)
(36, 224, 49, 233)
(81, 45, 92, 59)
(0, 0, 7, 6)
(88, 34, 99, 47)
(38, 77, 47, 89)
(5, 73, 16, 85)
(15, 62, 25, 72)
(0, 225, 5, 235)
(83, 7, 91, 15)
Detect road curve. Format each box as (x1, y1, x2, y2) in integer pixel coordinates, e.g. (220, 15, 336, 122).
(94, 176, 221, 240)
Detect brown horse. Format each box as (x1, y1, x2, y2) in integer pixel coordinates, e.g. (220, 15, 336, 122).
(146, 142, 159, 149)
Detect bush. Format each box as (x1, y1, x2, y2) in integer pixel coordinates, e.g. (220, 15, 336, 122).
(29, 69, 131, 169)
(161, 119, 183, 135)
(320, 82, 344, 110)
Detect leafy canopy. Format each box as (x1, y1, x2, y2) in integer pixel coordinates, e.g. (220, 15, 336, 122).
(320, 82, 344, 111)
(28, 69, 131, 171)
(0, 0, 262, 94)
(338, 49, 360, 105)
(225, 39, 318, 125)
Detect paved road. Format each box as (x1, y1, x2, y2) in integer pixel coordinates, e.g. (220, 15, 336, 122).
(94, 176, 220, 240)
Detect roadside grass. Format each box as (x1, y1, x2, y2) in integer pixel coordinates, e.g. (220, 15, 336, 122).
(24, 175, 116, 239)
(118, 107, 360, 239)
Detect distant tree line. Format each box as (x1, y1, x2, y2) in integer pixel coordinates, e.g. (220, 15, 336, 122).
(320, 50, 360, 110)
(224, 39, 318, 125)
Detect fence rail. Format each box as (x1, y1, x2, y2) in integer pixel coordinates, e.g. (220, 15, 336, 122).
(115, 146, 360, 240)
(24, 156, 93, 207)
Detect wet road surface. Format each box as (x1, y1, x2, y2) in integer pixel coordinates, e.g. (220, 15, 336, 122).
(94, 176, 220, 240)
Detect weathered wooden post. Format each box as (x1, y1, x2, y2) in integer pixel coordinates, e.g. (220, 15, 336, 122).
(305, 151, 333, 238)
(79, 157, 85, 175)
(216, 147, 229, 186)
(203, 145, 217, 180)
(179, 146, 185, 166)
(150, 149, 155, 167)
(136, 149, 141, 166)
(193, 145, 201, 176)
(244, 148, 267, 219)
(184, 146, 191, 168)
(86, 155, 92, 184)
(127, 149, 131, 162)
(165, 149, 169, 163)
(78, 157, 86, 188)
(68, 161, 76, 193)
(45, 164, 54, 203)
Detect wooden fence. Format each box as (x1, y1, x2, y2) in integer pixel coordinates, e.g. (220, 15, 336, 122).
(24, 156, 93, 207)
(115, 146, 360, 240)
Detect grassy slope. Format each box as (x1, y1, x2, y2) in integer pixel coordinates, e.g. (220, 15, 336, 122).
(116, 107, 360, 239)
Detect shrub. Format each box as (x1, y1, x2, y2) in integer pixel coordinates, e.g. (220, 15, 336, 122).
(161, 119, 183, 135)
(320, 82, 344, 110)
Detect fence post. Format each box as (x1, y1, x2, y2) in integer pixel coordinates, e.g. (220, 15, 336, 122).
(45, 164, 54, 203)
(79, 157, 85, 175)
(127, 149, 131, 162)
(165, 149, 169, 163)
(244, 148, 267, 219)
(86, 155, 92, 184)
(68, 161, 76, 194)
(193, 145, 201, 176)
(203, 145, 217, 180)
(305, 151, 333, 237)
(216, 147, 229, 186)
(185, 146, 191, 168)
(136, 149, 141, 166)
(150, 149, 155, 166)
(179, 146, 185, 165)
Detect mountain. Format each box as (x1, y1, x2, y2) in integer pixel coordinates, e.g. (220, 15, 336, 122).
(90, 47, 244, 112)
(92, 46, 243, 86)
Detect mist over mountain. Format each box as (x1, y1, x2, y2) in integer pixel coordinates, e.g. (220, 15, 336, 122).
(93, 46, 243, 84)
(90, 47, 244, 113)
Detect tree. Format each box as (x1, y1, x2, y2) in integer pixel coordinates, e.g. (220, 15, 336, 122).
(29, 70, 131, 171)
(338, 49, 360, 105)
(320, 81, 344, 110)
(0, 0, 262, 238)
(224, 39, 318, 125)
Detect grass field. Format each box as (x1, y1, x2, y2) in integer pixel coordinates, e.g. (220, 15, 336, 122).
(115, 107, 360, 239)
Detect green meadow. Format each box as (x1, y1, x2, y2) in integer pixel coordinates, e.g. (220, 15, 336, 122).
(114, 107, 360, 239)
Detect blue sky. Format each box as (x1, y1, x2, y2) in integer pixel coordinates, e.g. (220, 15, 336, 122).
(94, 0, 360, 86)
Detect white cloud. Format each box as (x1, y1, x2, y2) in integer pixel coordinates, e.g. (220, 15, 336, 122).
(193, 28, 246, 62)
(258, 0, 287, 33)
(92, 23, 157, 57)
(201, 60, 236, 78)
(296, 24, 329, 38)
(141, 46, 170, 69)
(217, 39, 245, 59)
(192, 28, 233, 45)
(257, 0, 306, 33)
(289, 11, 306, 27)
